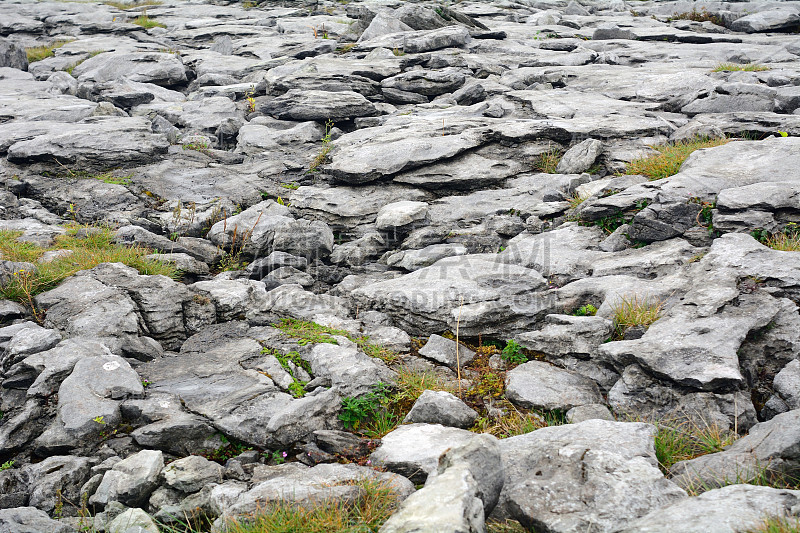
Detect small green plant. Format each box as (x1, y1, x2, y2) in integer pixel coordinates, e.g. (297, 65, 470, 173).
(141, 379, 151, 388)
(610, 294, 664, 339)
(626, 137, 730, 180)
(712, 62, 770, 72)
(308, 119, 335, 172)
(131, 14, 166, 29)
(93, 415, 106, 425)
(778, 131, 789, 138)
(500, 339, 527, 365)
(392, 47, 405, 56)
(244, 86, 256, 113)
(573, 304, 598, 316)
(274, 319, 399, 364)
(271, 450, 288, 464)
(0, 460, 14, 471)
(567, 191, 589, 210)
(339, 383, 391, 430)
(26, 40, 73, 63)
(667, 7, 723, 25)
(279, 182, 299, 190)
(182, 141, 210, 153)
(335, 43, 357, 54)
(202, 434, 254, 464)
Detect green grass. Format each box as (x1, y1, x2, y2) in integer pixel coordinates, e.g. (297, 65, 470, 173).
(743, 516, 800, 533)
(712, 63, 770, 72)
(131, 15, 166, 28)
(764, 232, 800, 252)
(43, 168, 130, 185)
(105, 0, 162, 7)
(534, 145, 562, 174)
(25, 40, 72, 63)
(0, 227, 178, 309)
(63, 50, 105, 75)
(488, 520, 528, 533)
(567, 191, 590, 210)
(610, 294, 663, 339)
(198, 478, 402, 533)
(651, 418, 738, 473)
(274, 318, 399, 364)
(625, 137, 730, 180)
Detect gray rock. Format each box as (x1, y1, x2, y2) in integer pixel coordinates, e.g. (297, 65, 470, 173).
(618, 485, 800, 533)
(593, 25, 637, 40)
(773, 360, 800, 410)
(375, 201, 428, 231)
(505, 360, 604, 411)
(90, 450, 164, 508)
(517, 314, 613, 360)
(404, 26, 471, 54)
(555, 139, 603, 174)
(418, 334, 476, 369)
(386, 244, 468, 272)
(0, 39, 27, 70)
(566, 403, 615, 424)
(330, 232, 386, 267)
(403, 390, 478, 429)
(71, 51, 187, 86)
(498, 420, 687, 530)
(23, 455, 95, 513)
(0, 507, 73, 533)
(731, 8, 800, 33)
(370, 423, 479, 484)
(107, 508, 159, 533)
(306, 336, 396, 397)
(381, 67, 466, 97)
(162, 455, 224, 494)
(262, 89, 377, 121)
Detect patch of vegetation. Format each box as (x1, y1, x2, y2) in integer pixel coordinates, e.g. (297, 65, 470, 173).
(339, 382, 392, 431)
(534, 145, 562, 174)
(26, 40, 72, 63)
(308, 119, 335, 173)
(131, 15, 166, 28)
(63, 50, 105, 75)
(0, 227, 178, 320)
(104, 0, 162, 7)
(261, 347, 311, 398)
(626, 137, 731, 181)
(274, 318, 399, 364)
(743, 516, 800, 533)
(500, 339, 527, 365)
(392, 47, 405, 56)
(204, 477, 402, 533)
(182, 141, 211, 153)
(712, 63, 770, 72)
(43, 167, 131, 186)
(667, 6, 723, 26)
(584, 212, 627, 234)
(610, 294, 664, 339)
(567, 191, 590, 210)
(652, 418, 738, 473)
(573, 303, 598, 316)
(279, 182, 300, 190)
(760, 224, 800, 252)
(488, 520, 529, 533)
(473, 406, 566, 439)
(201, 434, 253, 464)
(0, 460, 14, 471)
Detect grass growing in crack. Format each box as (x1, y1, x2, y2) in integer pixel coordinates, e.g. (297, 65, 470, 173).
(104, 0, 162, 7)
(712, 63, 770, 72)
(0, 227, 178, 317)
(26, 40, 73, 63)
(764, 233, 800, 252)
(63, 50, 105, 75)
(275, 318, 399, 364)
(743, 515, 800, 533)
(488, 520, 529, 533)
(500, 339, 527, 365)
(625, 136, 730, 181)
(131, 15, 166, 28)
(567, 191, 590, 210)
(667, 7, 724, 25)
(43, 167, 131, 186)
(610, 294, 664, 339)
(651, 417, 738, 472)
(472, 406, 566, 439)
(308, 119, 334, 172)
(534, 145, 562, 173)
(193, 477, 402, 533)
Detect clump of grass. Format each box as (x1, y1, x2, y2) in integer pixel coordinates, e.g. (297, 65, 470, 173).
(651, 417, 738, 473)
(207, 478, 402, 533)
(0, 227, 178, 319)
(26, 40, 72, 63)
(391, 366, 454, 412)
(63, 50, 105, 75)
(712, 62, 770, 72)
(104, 0, 162, 7)
(488, 520, 529, 533)
(625, 136, 730, 181)
(743, 516, 800, 533)
(308, 119, 334, 173)
(43, 168, 130, 185)
(275, 318, 399, 364)
(668, 7, 723, 26)
(567, 191, 590, 210)
(534, 145, 562, 174)
(610, 294, 664, 338)
(764, 232, 800, 252)
(131, 15, 166, 28)
(472, 403, 566, 439)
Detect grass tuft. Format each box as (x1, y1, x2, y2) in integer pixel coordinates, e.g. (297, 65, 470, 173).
(104, 0, 162, 7)
(743, 515, 800, 533)
(534, 145, 562, 174)
(0, 227, 178, 310)
(764, 232, 800, 252)
(610, 294, 663, 338)
(652, 417, 737, 473)
(26, 40, 72, 63)
(625, 136, 730, 180)
(131, 15, 166, 28)
(274, 318, 399, 364)
(472, 406, 565, 439)
(567, 191, 590, 210)
(189, 478, 402, 533)
(712, 62, 770, 72)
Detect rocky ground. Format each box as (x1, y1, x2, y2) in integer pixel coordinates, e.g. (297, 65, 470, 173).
(2, 0, 800, 531)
